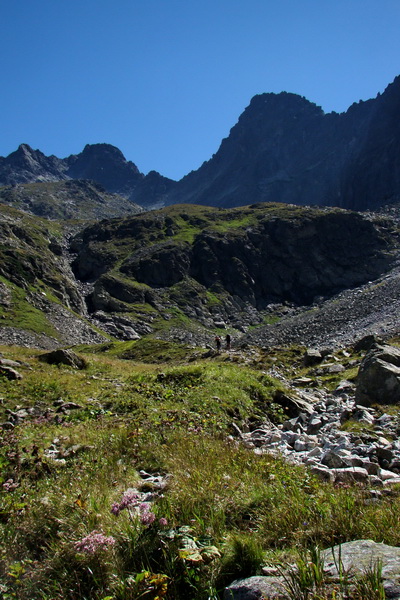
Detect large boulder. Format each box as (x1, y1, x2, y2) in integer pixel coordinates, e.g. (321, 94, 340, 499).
(224, 540, 400, 599)
(273, 390, 314, 419)
(322, 540, 400, 599)
(38, 349, 87, 370)
(356, 344, 400, 406)
(0, 365, 22, 380)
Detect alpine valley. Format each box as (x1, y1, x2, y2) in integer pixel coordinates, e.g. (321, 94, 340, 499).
(3, 76, 400, 600)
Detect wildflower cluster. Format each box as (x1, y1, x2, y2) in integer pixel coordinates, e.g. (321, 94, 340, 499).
(111, 489, 167, 527)
(2, 479, 19, 492)
(74, 530, 116, 555)
(111, 489, 140, 516)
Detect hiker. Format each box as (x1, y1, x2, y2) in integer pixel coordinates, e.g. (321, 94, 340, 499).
(215, 336, 221, 352)
(225, 334, 231, 350)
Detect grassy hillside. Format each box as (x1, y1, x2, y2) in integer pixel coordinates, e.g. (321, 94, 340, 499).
(1, 341, 400, 599)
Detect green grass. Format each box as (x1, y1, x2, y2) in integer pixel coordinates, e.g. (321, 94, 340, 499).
(2, 342, 400, 599)
(0, 277, 60, 339)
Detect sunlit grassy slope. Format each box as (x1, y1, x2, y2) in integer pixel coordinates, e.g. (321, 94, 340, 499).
(1, 340, 400, 599)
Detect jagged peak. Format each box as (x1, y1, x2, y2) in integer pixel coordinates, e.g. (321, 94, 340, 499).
(17, 143, 34, 153)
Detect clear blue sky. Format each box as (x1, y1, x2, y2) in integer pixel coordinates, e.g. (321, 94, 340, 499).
(1, 0, 400, 180)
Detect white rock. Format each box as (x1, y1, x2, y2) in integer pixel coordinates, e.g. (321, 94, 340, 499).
(332, 467, 369, 483)
(379, 468, 400, 480)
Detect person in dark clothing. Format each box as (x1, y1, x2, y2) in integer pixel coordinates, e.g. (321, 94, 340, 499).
(225, 334, 231, 350)
(215, 336, 221, 351)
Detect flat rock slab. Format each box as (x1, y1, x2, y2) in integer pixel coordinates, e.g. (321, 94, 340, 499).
(223, 575, 286, 600)
(322, 539, 400, 581)
(323, 540, 400, 599)
(224, 540, 400, 600)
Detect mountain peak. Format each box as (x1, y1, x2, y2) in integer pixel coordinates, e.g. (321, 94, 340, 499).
(80, 143, 128, 162)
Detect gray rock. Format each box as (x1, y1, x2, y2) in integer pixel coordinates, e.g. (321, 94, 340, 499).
(223, 575, 285, 600)
(379, 468, 400, 481)
(38, 349, 87, 369)
(332, 467, 369, 484)
(224, 541, 400, 600)
(321, 450, 349, 469)
(273, 390, 314, 419)
(322, 539, 400, 597)
(303, 348, 323, 367)
(0, 365, 22, 380)
(310, 464, 335, 482)
(356, 345, 400, 406)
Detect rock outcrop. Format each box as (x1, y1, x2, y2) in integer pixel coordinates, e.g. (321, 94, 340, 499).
(71, 203, 397, 330)
(356, 344, 400, 406)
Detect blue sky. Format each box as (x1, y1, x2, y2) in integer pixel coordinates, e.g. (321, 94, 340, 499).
(1, 0, 400, 180)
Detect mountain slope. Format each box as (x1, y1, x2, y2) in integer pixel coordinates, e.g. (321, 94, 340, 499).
(71, 203, 397, 333)
(0, 201, 398, 348)
(0, 179, 143, 221)
(164, 78, 400, 209)
(0, 143, 175, 208)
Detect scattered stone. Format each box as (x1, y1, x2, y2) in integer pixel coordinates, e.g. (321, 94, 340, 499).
(303, 348, 323, 367)
(332, 467, 370, 484)
(55, 402, 82, 413)
(0, 365, 22, 380)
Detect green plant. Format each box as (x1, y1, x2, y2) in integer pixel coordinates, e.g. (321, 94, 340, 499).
(354, 560, 385, 600)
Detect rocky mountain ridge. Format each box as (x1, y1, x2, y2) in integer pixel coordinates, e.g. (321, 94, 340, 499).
(1, 75, 400, 211)
(0, 143, 174, 209)
(0, 179, 143, 221)
(0, 201, 399, 350)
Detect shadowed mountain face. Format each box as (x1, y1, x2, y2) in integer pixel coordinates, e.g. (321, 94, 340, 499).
(0, 75, 400, 210)
(164, 77, 400, 210)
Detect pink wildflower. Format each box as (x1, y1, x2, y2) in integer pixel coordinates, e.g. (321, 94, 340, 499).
(141, 511, 156, 526)
(74, 531, 115, 554)
(159, 517, 168, 527)
(2, 479, 19, 492)
(120, 489, 140, 509)
(110, 489, 140, 516)
(111, 502, 121, 516)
